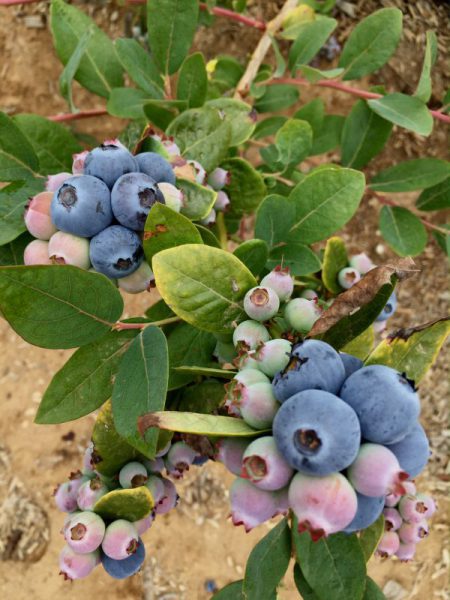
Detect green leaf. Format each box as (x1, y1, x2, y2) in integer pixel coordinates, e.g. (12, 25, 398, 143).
(254, 116, 287, 140)
(0, 232, 33, 266)
(416, 178, 450, 211)
(288, 17, 337, 73)
(322, 236, 348, 294)
(0, 112, 40, 181)
(339, 8, 403, 80)
(92, 401, 140, 476)
(112, 326, 168, 458)
(433, 225, 450, 256)
(143, 203, 203, 264)
(0, 266, 123, 348)
(153, 245, 256, 333)
(233, 239, 269, 276)
(365, 318, 450, 384)
(145, 298, 175, 321)
(221, 158, 266, 217)
(298, 65, 344, 83)
(94, 487, 154, 522)
(255, 195, 295, 248)
(254, 84, 300, 113)
(195, 224, 221, 247)
(206, 98, 256, 146)
(268, 243, 321, 276)
(414, 31, 438, 103)
(243, 518, 291, 600)
(139, 411, 266, 437)
(177, 179, 217, 221)
(363, 578, 386, 600)
(379, 206, 427, 256)
(275, 119, 313, 167)
(212, 581, 244, 600)
(174, 366, 236, 380)
(143, 101, 178, 130)
(50, 0, 123, 98)
(107, 88, 152, 119)
(59, 28, 93, 111)
(270, 34, 286, 78)
(310, 115, 345, 155)
(208, 56, 244, 94)
(35, 330, 137, 424)
(293, 564, 320, 600)
(293, 526, 367, 600)
(115, 38, 164, 98)
(177, 53, 208, 108)
(359, 515, 385, 562)
(147, 0, 199, 75)
(13, 114, 82, 175)
(294, 99, 325, 134)
(341, 101, 393, 169)
(167, 323, 216, 390)
(370, 159, 450, 192)
(0, 180, 44, 245)
(367, 94, 433, 137)
(341, 327, 374, 361)
(288, 167, 365, 244)
(167, 107, 232, 171)
(177, 379, 227, 414)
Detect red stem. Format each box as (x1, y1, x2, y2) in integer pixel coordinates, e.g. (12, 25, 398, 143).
(48, 108, 108, 122)
(271, 77, 450, 124)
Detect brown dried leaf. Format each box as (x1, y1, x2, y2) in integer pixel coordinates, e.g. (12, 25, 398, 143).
(309, 257, 418, 337)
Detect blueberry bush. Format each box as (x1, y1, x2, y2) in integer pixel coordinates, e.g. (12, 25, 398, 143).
(0, 0, 449, 597)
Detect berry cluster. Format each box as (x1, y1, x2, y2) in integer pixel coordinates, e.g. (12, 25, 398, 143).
(23, 137, 230, 293)
(55, 439, 202, 581)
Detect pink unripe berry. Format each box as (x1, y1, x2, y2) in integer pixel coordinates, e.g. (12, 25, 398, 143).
(118, 261, 154, 294)
(46, 172, 72, 192)
(242, 436, 294, 491)
(347, 443, 408, 498)
(145, 475, 166, 505)
(134, 514, 154, 535)
(233, 350, 260, 371)
(230, 477, 281, 532)
(300, 289, 318, 300)
(349, 253, 375, 275)
(225, 379, 279, 429)
(289, 472, 357, 540)
(337, 267, 361, 289)
(376, 531, 400, 557)
(383, 508, 402, 531)
(252, 339, 292, 377)
(385, 480, 416, 507)
(201, 208, 216, 226)
(59, 545, 100, 580)
(208, 167, 230, 190)
(395, 542, 416, 561)
(398, 494, 432, 524)
(102, 519, 139, 560)
(72, 151, 89, 175)
(77, 477, 108, 511)
(118, 462, 148, 489)
(284, 298, 321, 333)
(24, 192, 57, 240)
(232, 320, 270, 350)
(154, 478, 178, 515)
(165, 441, 198, 478)
(82, 443, 96, 475)
(415, 493, 437, 518)
(215, 438, 249, 476)
(188, 160, 207, 184)
(65, 511, 105, 554)
(398, 519, 429, 544)
(142, 457, 165, 475)
(54, 481, 79, 513)
(260, 267, 294, 302)
(214, 190, 230, 212)
(244, 286, 280, 321)
(48, 231, 90, 269)
(234, 369, 270, 387)
(24, 239, 52, 265)
(158, 182, 184, 212)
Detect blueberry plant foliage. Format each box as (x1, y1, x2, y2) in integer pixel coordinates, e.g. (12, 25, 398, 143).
(0, 0, 449, 597)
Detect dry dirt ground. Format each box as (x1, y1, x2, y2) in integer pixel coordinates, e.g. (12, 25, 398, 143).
(0, 1, 448, 599)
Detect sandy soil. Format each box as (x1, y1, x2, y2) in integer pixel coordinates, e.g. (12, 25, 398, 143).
(0, 1, 448, 599)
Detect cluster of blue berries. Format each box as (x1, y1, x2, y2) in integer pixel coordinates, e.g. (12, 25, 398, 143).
(23, 137, 230, 293)
(55, 438, 203, 581)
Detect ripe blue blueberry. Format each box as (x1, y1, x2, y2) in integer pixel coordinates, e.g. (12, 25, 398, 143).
(340, 352, 363, 378)
(342, 492, 385, 533)
(84, 144, 138, 189)
(89, 225, 143, 279)
(101, 538, 145, 579)
(111, 172, 164, 231)
(135, 152, 176, 185)
(244, 286, 280, 321)
(340, 365, 420, 444)
(376, 291, 397, 322)
(386, 423, 430, 478)
(272, 389, 361, 475)
(51, 175, 113, 237)
(272, 340, 346, 403)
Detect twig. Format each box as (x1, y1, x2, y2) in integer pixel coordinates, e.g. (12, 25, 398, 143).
(215, 212, 228, 250)
(48, 108, 108, 122)
(234, 0, 297, 100)
(269, 77, 450, 125)
(113, 316, 180, 331)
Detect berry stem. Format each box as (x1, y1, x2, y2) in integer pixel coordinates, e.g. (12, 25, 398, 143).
(216, 212, 228, 250)
(114, 316, 181, 331)
(48, 109, 108, 122)
(267, 77, 450, 125)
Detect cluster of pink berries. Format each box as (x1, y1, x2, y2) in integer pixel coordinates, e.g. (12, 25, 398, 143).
(55, 438, 203, 580)
(377, 480, 436, 561)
